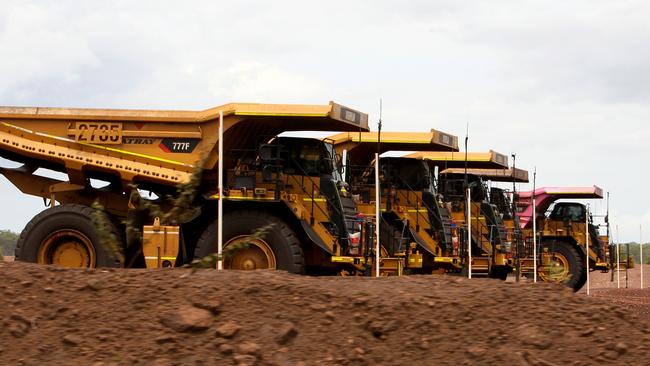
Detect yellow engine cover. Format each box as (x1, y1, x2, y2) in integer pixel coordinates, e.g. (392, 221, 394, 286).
(407, 252, 423, 268)
(143, 218, 180, 268)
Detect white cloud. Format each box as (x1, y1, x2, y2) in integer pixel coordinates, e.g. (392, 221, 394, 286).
(206, 61, 324, 102)
(0, 0, 648, 241)
(612, 210, 650, 243)
(0, 2, 99, 101)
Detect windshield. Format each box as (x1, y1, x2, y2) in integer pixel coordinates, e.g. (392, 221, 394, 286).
(381, 158, 433, 192)
(549, 203, 586, 222)
(273, 137, 335, 177)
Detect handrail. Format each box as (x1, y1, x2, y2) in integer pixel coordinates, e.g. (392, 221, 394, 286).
(393, 175, 437, 226)
(472, 208, 495, 254)
(498, 188, 525, 255)
(255, 140, 339, 225)
(286, 169, 334, 224)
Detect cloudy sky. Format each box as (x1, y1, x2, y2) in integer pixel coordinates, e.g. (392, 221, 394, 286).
(0, 0, 648, 241)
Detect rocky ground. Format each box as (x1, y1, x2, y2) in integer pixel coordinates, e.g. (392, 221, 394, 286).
(583, 267, 650, 318)
(1, 261, 649, 366)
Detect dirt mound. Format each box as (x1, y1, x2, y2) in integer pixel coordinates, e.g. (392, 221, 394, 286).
(591, 289, 650, 316)
(581, 268, 650, 317)
(1, 262, 649, 366)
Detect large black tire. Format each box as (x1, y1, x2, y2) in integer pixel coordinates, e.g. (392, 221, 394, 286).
(194, 211, 304, 274)
(538, 240, 585, 291)
(16, 204, 122, 268)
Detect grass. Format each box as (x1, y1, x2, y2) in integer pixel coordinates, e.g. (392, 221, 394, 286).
(91, 159, 205, 266)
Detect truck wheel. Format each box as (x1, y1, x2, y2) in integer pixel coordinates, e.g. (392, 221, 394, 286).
(15, 204, 122, 268)
(194, 211, 304, 274)
(538, 241, 584, 291)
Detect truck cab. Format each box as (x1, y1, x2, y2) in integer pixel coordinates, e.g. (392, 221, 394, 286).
(516, 186, 609, 290)
(544, 202, 606, 264)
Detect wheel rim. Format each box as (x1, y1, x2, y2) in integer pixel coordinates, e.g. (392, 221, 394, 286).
(539, 252, 571, 283)
(38, 229, 96, 268)
(224, 235, 276, 270)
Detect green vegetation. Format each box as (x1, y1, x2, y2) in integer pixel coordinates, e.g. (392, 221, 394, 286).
(129, 158, 204, 227)
(187, 224, 274, 272)
(617, 242, 649, 267)
(91, 201, 125, 264)
(92, 157, 256, 268)
(89, 158, 205, 265)
(68, 156, 264, 268)
(628, 257, 635, 268)
(0, 229, 19, 257)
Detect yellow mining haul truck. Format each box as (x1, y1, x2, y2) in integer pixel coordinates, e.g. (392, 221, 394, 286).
(404, 151, 513, 278)
(516, 186, 609, 290)
(443, 168, 530, 278)
(327, 130, 459, 274)
(0, 102, 377, 273)
(459, 167, 530, 257)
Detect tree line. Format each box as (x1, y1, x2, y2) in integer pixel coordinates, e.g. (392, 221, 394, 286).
(0, 230, 19, 256)
(615, 242, 650, 265)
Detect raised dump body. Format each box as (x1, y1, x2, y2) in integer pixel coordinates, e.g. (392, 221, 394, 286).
(1, 102, 379, 272)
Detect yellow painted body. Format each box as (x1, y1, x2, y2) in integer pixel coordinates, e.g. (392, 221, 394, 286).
(0, 102, 368, 217)
(440, 168, 529, 183)
(405, 150, 509, 168)
(142, 218, 180, 268)
(327, 131, 461, 274)
(447, 201, 499, 271)
(214, 172, 340, 258)
(0, 101, 372, 271)
(333, 139, 513, 273)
